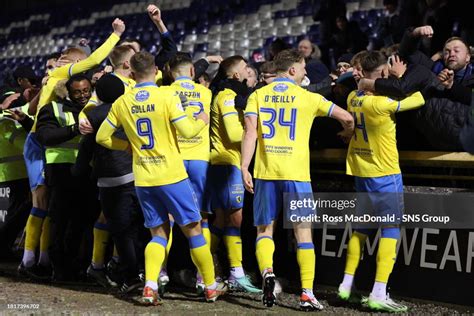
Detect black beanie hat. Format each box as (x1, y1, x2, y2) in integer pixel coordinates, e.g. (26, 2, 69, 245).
(95, 74, 125, 103)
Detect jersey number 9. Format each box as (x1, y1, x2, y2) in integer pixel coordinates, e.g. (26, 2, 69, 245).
(136, 118, 154, 149)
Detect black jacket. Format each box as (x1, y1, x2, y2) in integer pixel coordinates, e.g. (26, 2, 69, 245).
(399, 28, 473, 104)
(414, 97, 469, 151)
(36, 99, 83, 185)
(372, 64, 469, 150)
(153, 30, 209, 82)
(460, 93, 474, 154)
(154, 31, 178, 70)
(374, 63, 444, 99)
(72, 103, 132, 180)
(36, 99, 81, 147)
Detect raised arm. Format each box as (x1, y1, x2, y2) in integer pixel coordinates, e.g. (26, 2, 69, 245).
(148, 4, 178, 70)
(194, 55, 223, 80)
(399, 25, 434, 69)
(56, 19, 125, 78)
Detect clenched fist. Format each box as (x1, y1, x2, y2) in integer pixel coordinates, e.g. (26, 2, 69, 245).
(147, 4, 161, 24)
(112, 18, 126, 36)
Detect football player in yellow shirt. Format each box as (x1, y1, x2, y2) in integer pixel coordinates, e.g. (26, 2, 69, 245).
(241, 49, 354, 310)
(339, 51, 425, 313)
(96, 52, 227, 305)
(209, 55, 261, 293)
(19, 18, 125, 278)
(79, 4, 167, 134)
(155, 52, 213, 294)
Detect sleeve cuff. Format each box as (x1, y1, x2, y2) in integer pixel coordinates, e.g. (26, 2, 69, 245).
(327, 104, 335, 117)
(244, 112, 258, 117)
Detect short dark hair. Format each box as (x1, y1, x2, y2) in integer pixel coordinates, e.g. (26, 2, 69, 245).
(269, 38, 290, 60)
(219, 55, 246, 78)
(351, 50, 369, 66)
(130, 51, 156, 79)
(444, 37, 470, 52)
(65, 74, 91, 94)
(118, 38, 143, 51)
(168, 52, 193, 72)
(273, 49, 304, 73)
(259, 61, 277, 74)
(360, 51, 387, 73)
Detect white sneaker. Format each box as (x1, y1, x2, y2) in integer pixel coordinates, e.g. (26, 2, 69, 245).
(300, 292, 324, 311)
(367, 293, 408, 312)
(158, 270, 169, 296)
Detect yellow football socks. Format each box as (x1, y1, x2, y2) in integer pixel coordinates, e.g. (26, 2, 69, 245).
(224, 226, 242, 269)
(145, 236, 168, 289)
(344, 231, 368, 276)
(255, 236, 274, 274)
(188, 234, 215, 287)
(297, 243, 315, 289)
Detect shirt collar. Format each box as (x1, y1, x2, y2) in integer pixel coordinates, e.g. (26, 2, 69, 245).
(135, 82, 157, 88)
(175, 76, 192, 81)
(273, 77, 296, 85)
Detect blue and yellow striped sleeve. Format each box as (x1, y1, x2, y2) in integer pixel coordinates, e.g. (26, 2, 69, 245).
(244, 91, 258, 117)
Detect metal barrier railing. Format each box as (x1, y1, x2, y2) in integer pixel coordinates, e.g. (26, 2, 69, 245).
(310, 149, 474, 181)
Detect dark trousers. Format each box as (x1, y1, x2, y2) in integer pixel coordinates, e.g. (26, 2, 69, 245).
(0, 179, 31, 259)
(48, 174, 99, 279)
(100, 181, 144, 282)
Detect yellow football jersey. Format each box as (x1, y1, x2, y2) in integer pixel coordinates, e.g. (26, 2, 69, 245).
(111, 72, 136, 93)
(210, 88, 244, 168)
(245, 78, 334, 181)
(346, 90, 425, 177)
(32, 32, 120, 132)
(171, 77, 212, 161)
(97, 82, 206, 187)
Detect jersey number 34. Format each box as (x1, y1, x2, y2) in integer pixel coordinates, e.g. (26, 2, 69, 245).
(260, 107, 297, 140)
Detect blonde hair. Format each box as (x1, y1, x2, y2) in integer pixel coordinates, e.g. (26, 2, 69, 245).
(61, 47, 87, 61)
(109, 45, 135, 68)
(54, 79, 69, 100)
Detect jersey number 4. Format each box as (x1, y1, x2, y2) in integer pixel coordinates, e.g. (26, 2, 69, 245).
(136, 118, 154, 149)
(350, 111, 368, 142)
(260, 107, 297, 140)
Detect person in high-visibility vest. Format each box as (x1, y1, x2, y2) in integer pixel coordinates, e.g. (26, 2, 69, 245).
(36, 74, 100, 281)
(0, 105, 33, 258)
(19, 18, 126, 280)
